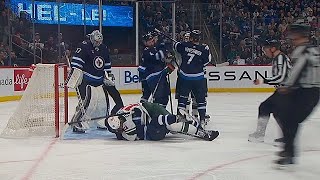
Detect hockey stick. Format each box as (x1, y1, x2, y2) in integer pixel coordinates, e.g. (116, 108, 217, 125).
(154, 28, 178, 43)
(154, 28, 229, 67)
(148, 69, 166, 103)
(60, 112, 130, 139)
(170, 130, 219, 141)
(66, 111, 130, 126)
(167, 74, 174, 114)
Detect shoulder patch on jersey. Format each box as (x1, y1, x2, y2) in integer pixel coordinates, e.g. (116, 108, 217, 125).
(82, 41, 87, 44)
(205, 45, 209, 50)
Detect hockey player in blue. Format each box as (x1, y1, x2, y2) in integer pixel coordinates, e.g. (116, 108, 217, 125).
(66, 30, 113, 133)
(174, 30, 211, 127)
(139, 32, 174, 107)
(138, 33, 153, 103)
(105, 102, 219, 141)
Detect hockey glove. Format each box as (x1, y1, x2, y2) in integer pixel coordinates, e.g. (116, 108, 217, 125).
(65, 68, 83, 89)
(104, 72, 115, 86)
(166, 63, 175, 74)
(253, 79, 261, 85)
(164, 52, 174, 63)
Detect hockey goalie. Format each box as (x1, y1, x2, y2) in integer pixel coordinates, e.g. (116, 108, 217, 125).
(66, 30, 113, 133)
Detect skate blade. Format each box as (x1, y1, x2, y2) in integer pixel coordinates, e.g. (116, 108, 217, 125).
(272, 159, 296, 171)
(272, 142, 284, 147)
(272, 163, 296, 171)
(248, 137, 264, 143)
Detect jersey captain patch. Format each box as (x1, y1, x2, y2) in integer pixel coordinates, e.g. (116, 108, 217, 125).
(93, 56, 105, 70)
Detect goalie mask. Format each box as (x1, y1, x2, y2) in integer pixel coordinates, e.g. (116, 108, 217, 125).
(89, 30, 103, 47)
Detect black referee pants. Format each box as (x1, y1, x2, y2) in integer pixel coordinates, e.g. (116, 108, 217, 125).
(278, 87, 320, 157)
(258, 91, 283, 128)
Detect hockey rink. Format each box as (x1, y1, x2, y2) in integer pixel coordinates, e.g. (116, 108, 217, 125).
(0, 93, 320, 180)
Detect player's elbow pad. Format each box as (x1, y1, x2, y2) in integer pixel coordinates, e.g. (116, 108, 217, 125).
(65, 68, 83, 89)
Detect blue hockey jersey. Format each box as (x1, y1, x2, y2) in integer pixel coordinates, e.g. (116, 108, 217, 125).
(174, 42, 211, 80)
(139, 46, 166, 81)
(71, 41, 111, 86)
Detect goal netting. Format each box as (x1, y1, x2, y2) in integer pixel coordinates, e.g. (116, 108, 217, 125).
(1, 64, 68, 138)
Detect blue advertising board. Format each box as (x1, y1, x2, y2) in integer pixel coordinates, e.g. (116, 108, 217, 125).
(9, 0, 133, 27)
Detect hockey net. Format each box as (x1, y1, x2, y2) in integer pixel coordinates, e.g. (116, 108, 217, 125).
(1, 64, 68, 138)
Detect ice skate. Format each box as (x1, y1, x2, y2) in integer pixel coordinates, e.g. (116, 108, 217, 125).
(273, 137, 284, 146)
(274, 137, 284, 143)
(72, 123, 86, 133)
(274, 156, 295, 166)
(248, 117, 268, 142)
(200, 119, 207, 129)
(248, 131, 265, 142)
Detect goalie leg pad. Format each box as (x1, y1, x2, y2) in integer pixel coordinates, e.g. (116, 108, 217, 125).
(70, 84, 92, 123)
(167, 122, 198, 135)
(85, 85, 109, 121)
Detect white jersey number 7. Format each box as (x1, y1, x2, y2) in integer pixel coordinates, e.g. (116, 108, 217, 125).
(187, 53, 195, 64)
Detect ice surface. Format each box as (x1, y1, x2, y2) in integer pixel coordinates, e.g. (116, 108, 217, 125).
(0, 93, 319, 180)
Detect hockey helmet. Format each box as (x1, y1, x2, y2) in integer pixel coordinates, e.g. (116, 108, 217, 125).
(89, 30, 103, 47)
(106, 116, 122, 131)
(142, 32, 153, 42)
(190, 30, 201, 41)
(262, 39, 281, 49)
(286, 22, 311, 38)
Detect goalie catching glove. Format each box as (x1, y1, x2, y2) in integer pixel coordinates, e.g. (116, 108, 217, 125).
(103, 71, 115, 86)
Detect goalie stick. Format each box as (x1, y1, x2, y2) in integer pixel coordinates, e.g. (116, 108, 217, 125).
(171, 130, 219, 141)
(154, 28, 230, 67)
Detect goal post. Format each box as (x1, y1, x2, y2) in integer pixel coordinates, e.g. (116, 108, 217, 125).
(1, 64, 68, 138)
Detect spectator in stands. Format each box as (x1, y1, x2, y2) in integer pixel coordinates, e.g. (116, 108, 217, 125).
(29, 33, 44, 50)
(5, 51, 17, 66)
(0, 50, 7, 66)
(0, 10, 8, 44)
(226, 45, 238, 64)
(0, 0, 5, 12)
(43, 36, 57, 63)
(203, 0, 319, 65)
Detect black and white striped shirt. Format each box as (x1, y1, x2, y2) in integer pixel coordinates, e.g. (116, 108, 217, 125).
(263, 53, 292, 86)
(284, 45, 320, 88)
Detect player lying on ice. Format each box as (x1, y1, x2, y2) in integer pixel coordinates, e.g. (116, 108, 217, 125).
(103, 102, 219, 141)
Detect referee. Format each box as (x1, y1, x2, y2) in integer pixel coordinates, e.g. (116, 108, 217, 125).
(248, 39, 292, 143)
(276, 23, 320, 165)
